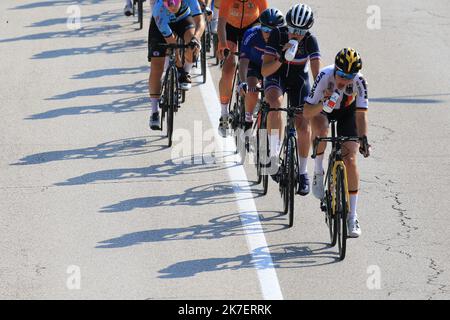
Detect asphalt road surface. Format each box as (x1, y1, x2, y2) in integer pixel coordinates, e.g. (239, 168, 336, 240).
(1, 0, 449, 299)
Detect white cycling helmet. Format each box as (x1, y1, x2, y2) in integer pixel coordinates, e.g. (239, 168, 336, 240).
(286, 4, 314, 29)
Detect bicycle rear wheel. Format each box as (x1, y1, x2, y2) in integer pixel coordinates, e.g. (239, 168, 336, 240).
(335, 165, 348, 260)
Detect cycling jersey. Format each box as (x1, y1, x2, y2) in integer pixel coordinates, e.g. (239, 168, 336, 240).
(264, 26, 321, 79)
(240, 25, 266, 68)
(152, 0, 202, 37)
(306, 64, 369, 111)
(219, 0, 268, 29)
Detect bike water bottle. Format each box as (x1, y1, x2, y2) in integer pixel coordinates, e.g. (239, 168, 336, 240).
(323, 90, 340, 113)
(284, 39, 298, 62)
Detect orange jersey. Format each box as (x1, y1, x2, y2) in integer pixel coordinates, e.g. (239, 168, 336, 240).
(219, 0, 269, 29)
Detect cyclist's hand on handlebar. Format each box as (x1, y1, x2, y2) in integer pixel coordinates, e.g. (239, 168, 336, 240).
(218, 43, 229, 61)
(238, 82, 248, 96)
(188, 37, 201, 56)
(204, 6, 213, 16)
(188, 37, 201, 50)
(359, 136, 371, 158)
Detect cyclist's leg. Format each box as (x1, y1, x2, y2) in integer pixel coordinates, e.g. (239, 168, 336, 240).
(172, 17, 196, 89)
(338, 108, 360, 223)
(244, 73, 260, 129)
(218, 34, 238, 114)
(148, 18, 167, 128)
(311, 111, 330, 199)
(264, 75, 284, 176)
(311, 112, 329, 168)
(293, 80, 312, 177)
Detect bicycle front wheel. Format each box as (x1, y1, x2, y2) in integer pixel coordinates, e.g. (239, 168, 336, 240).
(287, 136, 296, 228)
(167, 67, 177, 147)
(335, 165, 348, 260)
(201, 33, 207, 83)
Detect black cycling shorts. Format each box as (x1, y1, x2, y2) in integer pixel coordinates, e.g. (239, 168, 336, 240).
(247, 61, 263, 80)
(264, 73, 310, 110)
(323, 102, 358, 137)
(226, 19, 258, 49)
(148, 16, 195, 61)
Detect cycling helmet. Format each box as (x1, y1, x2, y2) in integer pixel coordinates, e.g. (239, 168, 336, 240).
(335, 48, 362, 74)
(286, 4, 314, 29)
(259, 8, 285, 28)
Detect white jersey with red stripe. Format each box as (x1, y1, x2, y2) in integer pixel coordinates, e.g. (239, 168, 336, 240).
(306, 64, 369, 111)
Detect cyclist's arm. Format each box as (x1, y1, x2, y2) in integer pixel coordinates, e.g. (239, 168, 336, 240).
(193, 14, 206, 39)
(217, 16, 227, 49)
(261, 53, 281, 77)
(164, 33, 178, 45)
(188, 0, 205, 38)
(303, 70, 327, 119)
(261, 29, 283, 77)
(356, 110, 368, 137)
(310, 58, 321, 81)
(355, 76, 369, 137)
(217, 1, 229, 49)
(154, 5, 176, 41)
(303, 102, 323, 120)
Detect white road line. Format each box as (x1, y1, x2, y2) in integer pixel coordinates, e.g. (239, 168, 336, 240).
(198, 67, 284, 300)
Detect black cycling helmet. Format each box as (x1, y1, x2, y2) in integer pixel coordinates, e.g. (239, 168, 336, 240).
(335, 48, 362, 74)
(259, 8, 285, 28)
(286, 4, 314, 29)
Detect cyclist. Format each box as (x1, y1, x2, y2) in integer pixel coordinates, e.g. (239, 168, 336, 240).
(261, 4, 321, 195)
(148, 0, 204, 130)
(217, 0, 269, 137)
(303, 48, 371, 238)
(238, 8, 285, 134)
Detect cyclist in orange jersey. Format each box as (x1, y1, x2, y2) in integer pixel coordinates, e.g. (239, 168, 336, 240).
(216, 0, 269, 137)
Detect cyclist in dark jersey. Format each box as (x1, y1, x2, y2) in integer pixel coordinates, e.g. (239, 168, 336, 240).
(238, 8, 285, 132)
(261, 3, 321, 196)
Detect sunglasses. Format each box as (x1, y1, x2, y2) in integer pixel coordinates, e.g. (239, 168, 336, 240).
(336, 69, 357, 80)
(287, 26, 308, 36)
(261, 26, 273, 33)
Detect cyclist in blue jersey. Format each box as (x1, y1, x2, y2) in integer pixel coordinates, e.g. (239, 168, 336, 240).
(238, 8, 285, 134)
(261, 4, 322, 195)
(148, 0, 205, 130)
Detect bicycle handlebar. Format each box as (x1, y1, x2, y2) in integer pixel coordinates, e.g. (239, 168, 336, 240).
(223, 49, 240, 59)
(311, 135, 369, 159)
(265, 105, 304, 114)
(158, 43, 193, 50)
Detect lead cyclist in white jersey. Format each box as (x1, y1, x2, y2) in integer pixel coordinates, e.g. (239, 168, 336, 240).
(303, 48, 371, 238)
